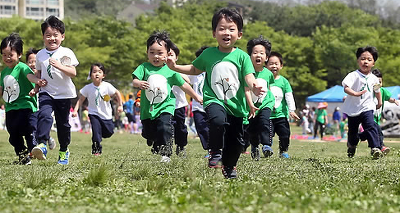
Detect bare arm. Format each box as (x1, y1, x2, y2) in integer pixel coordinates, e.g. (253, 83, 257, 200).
(72, 95, 86, 117)
(245, 87, 258, 119)
(113, 89, 124, 113)
(132, 78, 149, 90)
(180, 82, 202, 104)
(165, 56, 203, 75)
(344, 85, 366, 97)
(49, 58, 76, 77)
(375, 91, 382, 110)
(388, 98, 399, 106)
(244, 73, 264, 96)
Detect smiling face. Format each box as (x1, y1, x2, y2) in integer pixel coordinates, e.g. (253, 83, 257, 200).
(27, 53, 37, 73)
(2, 46, 21, 68)
(43, 27, 64, 51)
(147, 41, 168, 67)
(251, 45, 268, 72)
(266, 56, 283, 78)
(357, 51, 375, 74)
(213, 17, 242, 53)
(90, 65, 105, 86)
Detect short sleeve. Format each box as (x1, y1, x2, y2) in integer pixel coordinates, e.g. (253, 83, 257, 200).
(342, 72, 354, 88)
(107, 82, 117, 95)
(170, 72, 185, 87)
(132, 64, 145, 80)
(80, 85, 89, 97)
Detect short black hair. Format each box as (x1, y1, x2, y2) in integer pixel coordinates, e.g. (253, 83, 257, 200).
(356, 46, 378, 62)
(267, 51, 283, 66)
(146, 30, 172, 52)
(195, 46, 209, 58)
(372, 68, 382, 78)
(170, 42, 180, 57)
(212, 8, 243, 32)
(41, 15, 65, 35)
(26, 47, 39, 62)
(1, 33, 23, 55)
(246, 35, 272, 56)
(90, 62, 107, 76)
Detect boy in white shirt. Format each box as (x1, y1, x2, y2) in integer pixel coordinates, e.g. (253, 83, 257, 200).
(342, 46, 382, 159)
(31, 16, 79, 165)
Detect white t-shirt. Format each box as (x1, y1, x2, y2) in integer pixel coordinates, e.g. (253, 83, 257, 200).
(36, 46, 79, 99)
(188, 73, 205, 112)
(80, 82, 117, 120)
(342, 70, 380, 117)
(172, 86, 188, 109)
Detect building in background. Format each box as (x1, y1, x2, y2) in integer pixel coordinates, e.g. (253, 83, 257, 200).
(0, 0, 64, 20)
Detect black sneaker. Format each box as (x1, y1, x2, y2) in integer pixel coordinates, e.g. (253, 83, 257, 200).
(222, 166, 237, 179)
(208, 151, 222, 168)
(251, 145, 260, 161)
(13, 150, 31, 165)
(347, 146, 356, 158)
(176, 146, 186, 157)
(92, 143, 98, 155)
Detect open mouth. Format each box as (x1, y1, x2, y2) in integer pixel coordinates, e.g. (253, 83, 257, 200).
(256, 59, 261, 63)
(222, 38, 230, 42)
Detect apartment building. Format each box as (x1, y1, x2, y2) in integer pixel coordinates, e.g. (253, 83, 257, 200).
(0, 0, 64, 20)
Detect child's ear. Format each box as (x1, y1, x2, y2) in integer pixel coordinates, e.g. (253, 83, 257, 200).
(237, 31, 243, 40)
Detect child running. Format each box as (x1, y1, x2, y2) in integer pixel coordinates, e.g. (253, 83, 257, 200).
(342, 46, 383, 159)
(32, 15, 79, 165)
(245, 36, 275, 161)
(166, 8, 264, 178)
(0, 33, 46, 165)
(72, 63, 123, 155)
(266, 51, 300, 158)
(132, 30, 202, 163)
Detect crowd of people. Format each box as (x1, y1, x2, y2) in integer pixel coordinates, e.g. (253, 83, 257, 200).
(1, 8, 397, 179)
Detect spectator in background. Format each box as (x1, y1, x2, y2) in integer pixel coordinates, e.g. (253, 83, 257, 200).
(332, 107, 341, 137)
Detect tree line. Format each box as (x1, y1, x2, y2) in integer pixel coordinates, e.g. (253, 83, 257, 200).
(0, 0, 399, 106)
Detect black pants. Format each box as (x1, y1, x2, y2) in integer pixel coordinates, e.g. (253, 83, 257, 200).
(270, 117, 291, 153)
(193, 111, 209, 150)
(347, 110, 380, 149)
(171, 107, 188, 147)
(89, 114, 114, 143)
(6, 109, 34, 155)
(141, 113, 173, 156)
(37, 92, 71, 151)
(314, 121, 325, 139)
(248, 108, 272, 147)
(206, 103, 244, 167)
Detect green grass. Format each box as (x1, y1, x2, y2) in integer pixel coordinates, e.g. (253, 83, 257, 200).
(1, 126, 400, 213)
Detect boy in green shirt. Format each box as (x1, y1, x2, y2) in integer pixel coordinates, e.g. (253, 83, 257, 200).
(245, 36, 275, 161)
(359, 69, 399, 155)
(0, 33, 46, 165)
(166, 8, 263, 178)
(266, 52, 300, 158)
(132, 31, 202, 163)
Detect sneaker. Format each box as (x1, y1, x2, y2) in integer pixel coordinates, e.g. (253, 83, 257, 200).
(371, 148, 383, 160)
(92, 143, 98, 155)
(222, 166, 237, 179)
(48, 137, 56, 150)
(251, 146, 260, 161)
(280, 152, 290, 158)
(13, 150, 31, 165)
(175, 146, 186, 157)
(347, 146, 356, 158)
(58, 149, 70, 165)
(381, 146, 390, 155)
(262, 145, 274, 158)
(208, 151, 222, 168)
(160, 155, 171, 163)
(32, 143, 47, 160)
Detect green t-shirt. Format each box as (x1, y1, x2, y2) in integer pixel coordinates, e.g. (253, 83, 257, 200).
(192, 47, 255, 117)
(251, 67, 275, 115)
(315, 108, 327, 123)
(270, 75, 292, 119)
(0, 62, 37, 112)
(339, 121, 346, 132)
(374, 87, 392, 124)
(132, 62, 185, 120)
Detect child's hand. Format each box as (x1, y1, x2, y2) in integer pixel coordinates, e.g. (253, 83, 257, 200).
(49, 58, 62, 69)
(395, 100, 399, 106)
(38, 79, 47, 87)
(117, 105, 123, 113)
(248, 105, 259, 119)
(138, 81, 150, 90)
(289, 111, 300, 121)
(353, 90, 367, 97)
(71, 111, 78, 117)
(28, 88, 36, 97)
(164, 55, 176, 70)
(376, 103, 382, 110)
(252, 83, 265, 97)
(195, 94, 203, 105)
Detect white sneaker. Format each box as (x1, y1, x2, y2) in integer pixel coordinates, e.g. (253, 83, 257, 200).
(48, 137, 56, 150)
(160, 156, 171, 163)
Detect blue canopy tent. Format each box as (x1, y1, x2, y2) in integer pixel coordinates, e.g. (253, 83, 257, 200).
(384, 86, 400, 99)
(306, 85, 346, 102)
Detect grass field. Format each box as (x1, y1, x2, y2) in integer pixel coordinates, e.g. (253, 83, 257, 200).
(1, 125, 400, 213)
